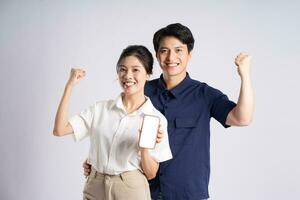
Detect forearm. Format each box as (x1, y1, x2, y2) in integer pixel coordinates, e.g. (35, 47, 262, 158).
(140, 149, 159, 180)
(53, 84, 73, 136)
(231, 74, 254, 125)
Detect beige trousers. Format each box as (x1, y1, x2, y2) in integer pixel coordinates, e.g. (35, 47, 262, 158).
(83, 167, 151, 200)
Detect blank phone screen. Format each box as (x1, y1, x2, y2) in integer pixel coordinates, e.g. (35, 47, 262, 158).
(139, 115, 160, 149)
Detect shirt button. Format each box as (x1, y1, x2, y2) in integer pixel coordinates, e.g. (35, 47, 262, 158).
(159, 173, 163, 176)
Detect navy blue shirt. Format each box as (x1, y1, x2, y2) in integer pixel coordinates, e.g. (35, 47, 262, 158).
(145, 73, 236, 200)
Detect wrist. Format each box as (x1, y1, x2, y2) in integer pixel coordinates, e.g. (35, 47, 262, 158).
(140, 148, 149, 155)
(65, 82, 74, 90)
(240, 73, 251, 81)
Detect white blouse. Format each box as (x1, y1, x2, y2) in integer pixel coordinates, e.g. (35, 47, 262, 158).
(69, 94, 172, 175)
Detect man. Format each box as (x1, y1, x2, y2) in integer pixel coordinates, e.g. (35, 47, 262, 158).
(84, 23, 254, 200)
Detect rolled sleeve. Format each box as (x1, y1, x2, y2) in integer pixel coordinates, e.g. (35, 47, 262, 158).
(69, 105, 94, 142)
(205, 85, 236, 128)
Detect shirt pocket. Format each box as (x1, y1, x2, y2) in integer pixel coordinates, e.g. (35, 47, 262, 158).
(174, 117, 198, 145)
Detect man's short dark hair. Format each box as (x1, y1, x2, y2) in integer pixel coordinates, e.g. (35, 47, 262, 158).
(153, 23, 195, 53)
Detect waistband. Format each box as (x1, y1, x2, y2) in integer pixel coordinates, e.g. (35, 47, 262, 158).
(90, 167, 143, 180)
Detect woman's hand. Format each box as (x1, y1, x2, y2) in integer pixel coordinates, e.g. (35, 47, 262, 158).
(53, 68, 85, 136)
(156, 125, 164, 144)
(67, 68, 86, 87)
(138, 125, 164, 180)
(139, 124, 164, 150)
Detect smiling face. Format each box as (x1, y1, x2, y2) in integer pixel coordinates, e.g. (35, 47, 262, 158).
(117, 55, 149, 96)
(156, 36, 192, 80)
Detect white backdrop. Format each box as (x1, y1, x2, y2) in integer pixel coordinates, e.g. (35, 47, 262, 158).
(1, 0, 299, 199)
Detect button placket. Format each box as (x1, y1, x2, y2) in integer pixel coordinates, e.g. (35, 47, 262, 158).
(105, 116, 128, 173)
(162, 91, 170, 115)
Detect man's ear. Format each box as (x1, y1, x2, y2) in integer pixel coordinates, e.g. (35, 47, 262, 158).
(188, 51, 192, 60)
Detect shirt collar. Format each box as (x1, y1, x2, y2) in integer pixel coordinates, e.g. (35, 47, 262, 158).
(114, 94, 125, 111)
(113, 93, 154, 115)
(157, 72, 194, 98)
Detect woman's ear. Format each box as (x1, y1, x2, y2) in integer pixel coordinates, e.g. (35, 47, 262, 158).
(146, 74, 151, 80)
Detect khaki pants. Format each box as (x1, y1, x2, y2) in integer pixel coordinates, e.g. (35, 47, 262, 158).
(83, 167, 151, 200)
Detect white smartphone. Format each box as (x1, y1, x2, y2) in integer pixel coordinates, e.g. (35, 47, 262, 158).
(139, 115, 160, 149)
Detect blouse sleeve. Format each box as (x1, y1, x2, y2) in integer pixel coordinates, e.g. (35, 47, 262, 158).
(68, 104, 95, 142)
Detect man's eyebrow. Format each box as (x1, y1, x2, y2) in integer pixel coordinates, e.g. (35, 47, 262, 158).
(159, 45, 184, 49)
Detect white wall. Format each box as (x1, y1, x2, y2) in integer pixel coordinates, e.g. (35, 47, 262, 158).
(1, 0, 299, 199)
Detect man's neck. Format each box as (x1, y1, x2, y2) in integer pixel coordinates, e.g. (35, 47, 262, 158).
(163, 72, 187, 90)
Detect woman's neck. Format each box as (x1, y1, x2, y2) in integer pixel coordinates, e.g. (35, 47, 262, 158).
(122, 93, 146, 114)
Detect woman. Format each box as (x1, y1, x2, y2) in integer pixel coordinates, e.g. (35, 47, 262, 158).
(53, 45, 172, 200)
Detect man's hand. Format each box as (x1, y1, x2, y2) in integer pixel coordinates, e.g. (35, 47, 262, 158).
(83, 159, 91, 177)
(226, 52, 254, 126)
(235, 53, 252, 78)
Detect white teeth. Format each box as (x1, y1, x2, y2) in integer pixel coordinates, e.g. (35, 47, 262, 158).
(167, 63, 178, 67)
(123, 82, 135, 88)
